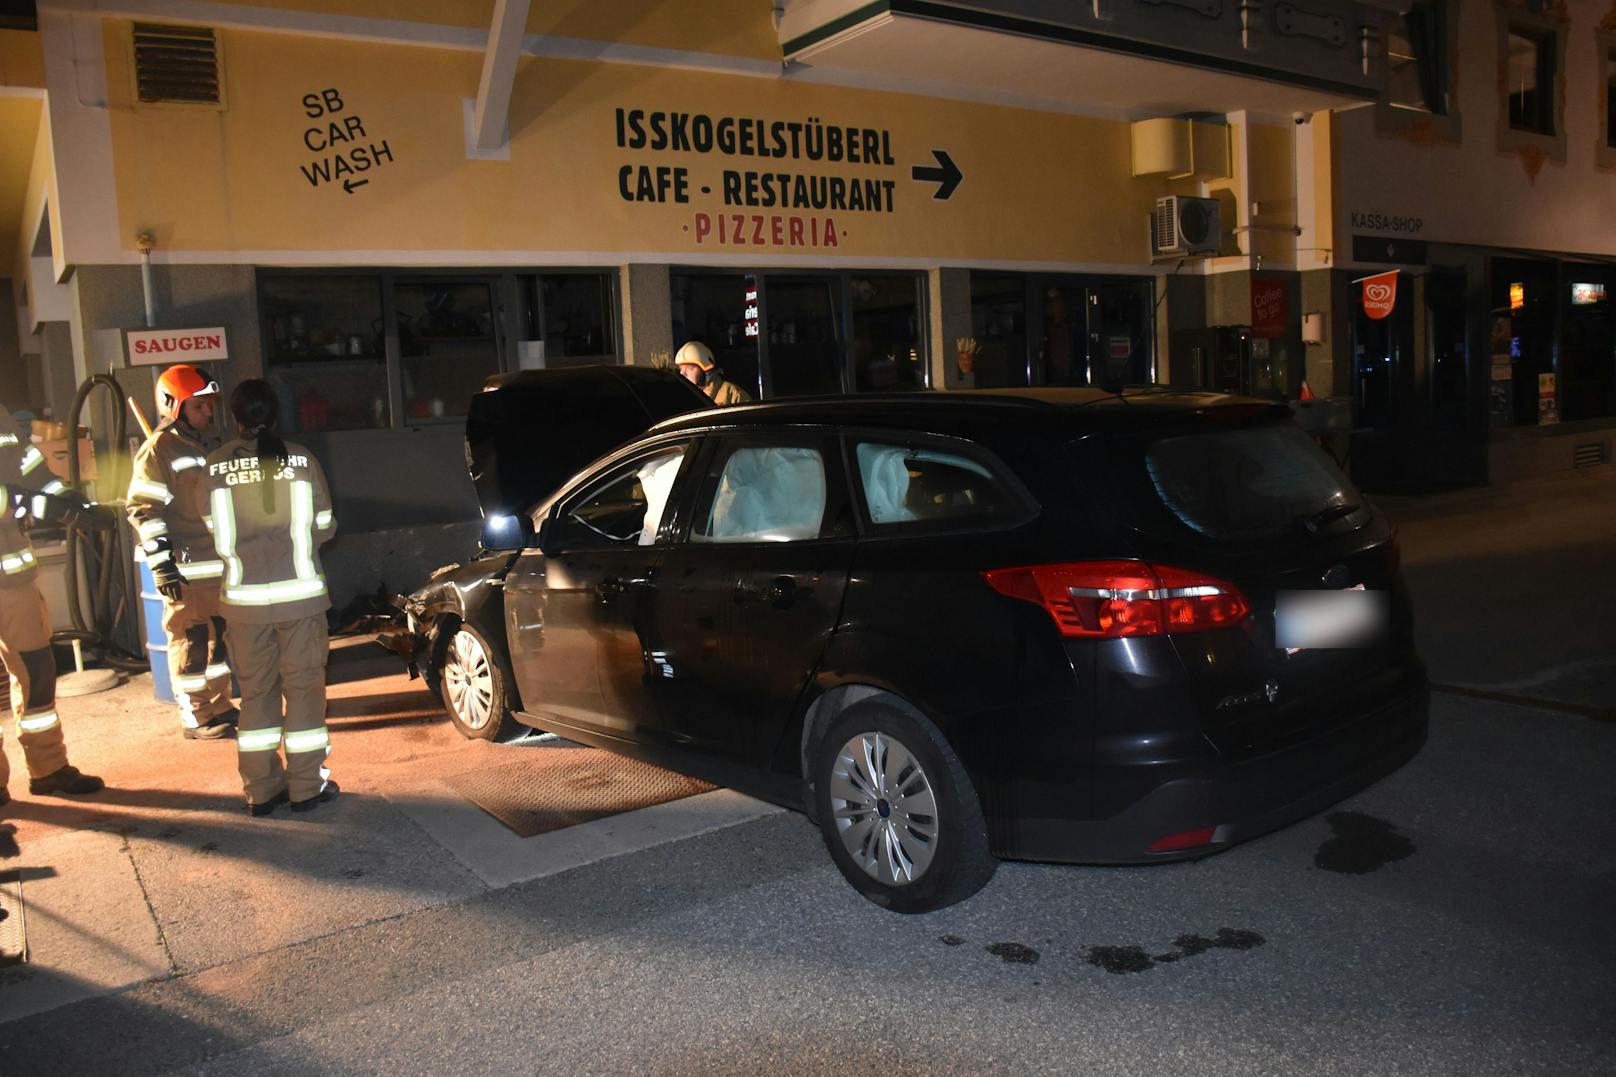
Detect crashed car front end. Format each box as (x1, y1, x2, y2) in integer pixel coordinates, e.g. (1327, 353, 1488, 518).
(375, 552, 518, 682)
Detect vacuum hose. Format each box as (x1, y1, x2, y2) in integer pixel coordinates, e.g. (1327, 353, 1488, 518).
(56, 373, 149, 672)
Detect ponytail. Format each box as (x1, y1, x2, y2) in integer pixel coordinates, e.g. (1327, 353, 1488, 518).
(228, 380, 288, 513)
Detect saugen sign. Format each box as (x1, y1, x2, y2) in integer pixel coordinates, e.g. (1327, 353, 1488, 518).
(125, 327, 230, 366)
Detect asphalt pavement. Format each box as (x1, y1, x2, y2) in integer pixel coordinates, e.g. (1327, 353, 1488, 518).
(1, 466, 1613, 1075)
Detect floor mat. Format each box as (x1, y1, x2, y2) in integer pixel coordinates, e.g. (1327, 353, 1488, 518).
(441, 749, 716, 838)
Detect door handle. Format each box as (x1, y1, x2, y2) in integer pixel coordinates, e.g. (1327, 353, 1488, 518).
(733, 575, 806, 608)
(766, 576, 799, 608)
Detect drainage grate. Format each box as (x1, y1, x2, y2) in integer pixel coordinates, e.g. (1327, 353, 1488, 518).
(0, 875, 25, 964)
(443, 749, 715, 838)
(1572, 442, 1609, 469)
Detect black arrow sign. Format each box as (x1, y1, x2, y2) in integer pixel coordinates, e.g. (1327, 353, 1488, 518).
(342, 178, 370, 194)
(911, 150, 962, 200)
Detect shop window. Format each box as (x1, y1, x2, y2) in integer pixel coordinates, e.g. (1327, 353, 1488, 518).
(1088, 280, 1156, 387)
(535, 274, 616, 366)
(395, 280, 500, 423)
(264, 269, 619, 435)
(1488, 258, 1558, 427)
(976, 273, 1154, 390)
(1561, 271, 1616, 422)
(765, 277, 844, 397)
(1387, 1, 1448, 115)
(1609, 49, 1616, 147)
(670, 271, 761, 398)
(1603, 42, 1616, 159)
(969, 275, 1029, 388)
(1505, 26, 1556, 135)
(670, 269, 927, 399)
(263, 275, 390, 433)
(852, 276, 926, 391)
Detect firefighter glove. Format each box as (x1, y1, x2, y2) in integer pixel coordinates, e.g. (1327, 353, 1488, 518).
(144, 536, 185, 599)
(61, 495, 117, 531)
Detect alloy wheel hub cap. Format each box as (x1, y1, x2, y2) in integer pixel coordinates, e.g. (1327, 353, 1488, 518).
(828, 731, 939, 886)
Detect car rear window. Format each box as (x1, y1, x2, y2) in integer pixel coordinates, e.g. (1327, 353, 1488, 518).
(852, 436, 1032, 532)
(1099, 422, 1365, 543)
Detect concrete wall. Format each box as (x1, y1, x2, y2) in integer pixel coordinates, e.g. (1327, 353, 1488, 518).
(0, 278, 23, 406)
(929, 268, 971, 390)
(1299, 269, 1337, 394)
(621, 263, 672, 368)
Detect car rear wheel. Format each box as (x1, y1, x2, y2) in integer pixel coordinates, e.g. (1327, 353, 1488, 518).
(434, 622, 519, 742)
(812, 701, 996, 913)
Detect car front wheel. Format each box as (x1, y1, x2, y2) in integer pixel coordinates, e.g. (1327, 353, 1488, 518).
(812, 700, 997, 913)
(434, 622, 519, 742)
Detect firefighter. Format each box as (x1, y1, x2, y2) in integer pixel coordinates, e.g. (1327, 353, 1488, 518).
(203, 380, 338, 816)
(674, 341, 752, 406)
(128, 364, 237, 739)
(0, 406, 110, 801)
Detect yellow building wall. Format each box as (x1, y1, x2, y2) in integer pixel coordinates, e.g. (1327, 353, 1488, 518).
(98, 20, 1211, 266)
(196, 0, 782, 61)
(0, 96, 42, 263)
(0, 28, 45, 88)
(1248, 122, 1297, 266)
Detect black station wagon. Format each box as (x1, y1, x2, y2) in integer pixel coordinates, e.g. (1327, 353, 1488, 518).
(386, 369, 1429, 912)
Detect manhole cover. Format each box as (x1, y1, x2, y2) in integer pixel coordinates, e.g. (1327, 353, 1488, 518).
(442, 749, 715, 838)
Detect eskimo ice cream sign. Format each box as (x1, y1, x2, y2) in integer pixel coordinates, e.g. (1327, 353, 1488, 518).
(125, 327, 229, 366)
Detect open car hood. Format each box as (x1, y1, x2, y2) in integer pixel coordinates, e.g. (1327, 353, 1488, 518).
(465, 366, 713, 519)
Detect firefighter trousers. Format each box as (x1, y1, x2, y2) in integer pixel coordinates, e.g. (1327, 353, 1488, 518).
(161, 581, 234, 729)
(0, 581, 71, 786)
(231, 614, 330, 806)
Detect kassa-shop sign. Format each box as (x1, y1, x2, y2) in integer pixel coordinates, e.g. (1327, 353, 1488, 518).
(124, 327, 230, 366)
(1357, 271, 1398, 321)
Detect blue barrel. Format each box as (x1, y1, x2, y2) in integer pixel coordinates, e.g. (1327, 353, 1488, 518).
(136, 554, 175, 703)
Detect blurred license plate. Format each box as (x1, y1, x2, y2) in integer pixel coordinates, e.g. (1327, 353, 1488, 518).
(1275, 586, 1387, 650)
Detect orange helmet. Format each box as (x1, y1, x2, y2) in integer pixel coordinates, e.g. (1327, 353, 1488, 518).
(155, 364, 220, 420)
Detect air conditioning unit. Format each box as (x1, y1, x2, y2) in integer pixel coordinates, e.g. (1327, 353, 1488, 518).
(1152, 195, 1221, 257)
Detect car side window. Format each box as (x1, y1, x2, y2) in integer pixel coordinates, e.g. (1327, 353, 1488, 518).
(690, 443, 830, 544)
(853, 438, 1028, 530)
(557, 445, 688, 549)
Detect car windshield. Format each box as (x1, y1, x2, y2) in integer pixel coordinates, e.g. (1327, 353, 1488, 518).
(1096, 421, 1365, 543)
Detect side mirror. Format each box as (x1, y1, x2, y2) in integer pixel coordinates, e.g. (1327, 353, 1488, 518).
(481, 512, 536, 551)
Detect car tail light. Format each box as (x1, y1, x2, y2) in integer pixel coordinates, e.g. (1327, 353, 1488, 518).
(983, 560, 1250, 639)
(1147, 827, 1218, 853)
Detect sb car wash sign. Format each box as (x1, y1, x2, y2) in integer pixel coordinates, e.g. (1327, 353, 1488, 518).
(124, 327, 229, 366)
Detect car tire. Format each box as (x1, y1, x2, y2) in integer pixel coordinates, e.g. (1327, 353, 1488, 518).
(431, 621, 519, 742)
(812, 700, 997, 913)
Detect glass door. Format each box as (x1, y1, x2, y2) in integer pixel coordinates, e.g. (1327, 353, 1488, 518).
(1086, 279, 1155, 387)
(671, 272, 761, 399)
(762, 276, 844, 397)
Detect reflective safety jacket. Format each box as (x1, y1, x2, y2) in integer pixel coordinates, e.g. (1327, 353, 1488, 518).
(708, 377, 752, 407)
(127, 419, 223, 584)
(0, 408, 68, 587)
(202, 436, 336, 624)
